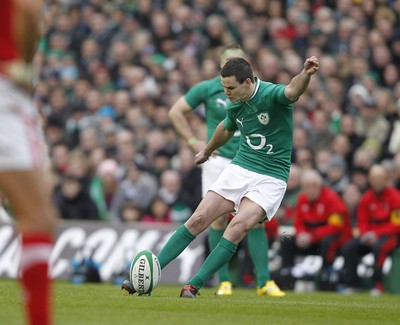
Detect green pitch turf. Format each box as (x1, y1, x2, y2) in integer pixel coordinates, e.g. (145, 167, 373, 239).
(1, 279, 399, 325)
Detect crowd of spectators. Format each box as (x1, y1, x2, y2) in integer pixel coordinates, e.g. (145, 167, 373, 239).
(24, 0, 400, 232)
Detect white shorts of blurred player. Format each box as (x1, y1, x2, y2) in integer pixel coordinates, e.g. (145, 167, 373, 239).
(209, 164, 287, 221)
(201, 155, 232, 197)
(0, 77, 46, 170)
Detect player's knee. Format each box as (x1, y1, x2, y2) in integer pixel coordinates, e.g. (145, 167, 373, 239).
(226, 220, 251, 243)
(186, 211, 209, 234)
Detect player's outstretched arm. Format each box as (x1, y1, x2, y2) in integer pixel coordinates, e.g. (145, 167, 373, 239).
(195, 121, 234, 165)
(284, 56, 319, 102)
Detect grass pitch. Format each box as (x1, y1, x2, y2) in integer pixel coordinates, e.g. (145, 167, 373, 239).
(1, 279, 399, 325)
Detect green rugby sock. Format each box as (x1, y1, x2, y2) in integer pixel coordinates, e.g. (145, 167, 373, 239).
(208, 228, 231, 282)
(157, 225, 195, 269)
(188, 237, 237, 289)
(247, 227, 270, 287)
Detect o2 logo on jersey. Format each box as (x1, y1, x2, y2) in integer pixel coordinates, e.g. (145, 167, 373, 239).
(245, 134, 274, 154)
(257, 113, 269, 125)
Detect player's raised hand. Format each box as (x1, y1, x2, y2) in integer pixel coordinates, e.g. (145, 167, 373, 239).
(304, 56, 319, 76)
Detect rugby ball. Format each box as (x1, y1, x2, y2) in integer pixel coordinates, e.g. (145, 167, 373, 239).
(130, 250, 161, 295)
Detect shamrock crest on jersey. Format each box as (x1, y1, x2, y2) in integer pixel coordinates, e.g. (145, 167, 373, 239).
(257, 113, 269, 125)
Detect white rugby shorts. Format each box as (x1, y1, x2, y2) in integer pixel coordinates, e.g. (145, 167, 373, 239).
(209, 164, 287, 221)
(201, 155, 232, 197)
(0, 77, 46, 170)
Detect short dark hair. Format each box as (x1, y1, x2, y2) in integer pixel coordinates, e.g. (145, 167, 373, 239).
(220, 57, 254, 84)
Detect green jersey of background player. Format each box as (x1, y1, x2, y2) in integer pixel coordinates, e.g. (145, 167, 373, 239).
(184, 76, 238, 159)
(167, 46, 285, 297)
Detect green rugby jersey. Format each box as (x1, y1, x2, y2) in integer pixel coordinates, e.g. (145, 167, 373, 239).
(184, 76, 239, 159)
(224, 78, 294, 182)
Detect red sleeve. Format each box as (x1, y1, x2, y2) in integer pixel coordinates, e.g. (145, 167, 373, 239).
(312, 225, 342, 242)
(374, 189, 400, 237)
(374, 223, 400, 236)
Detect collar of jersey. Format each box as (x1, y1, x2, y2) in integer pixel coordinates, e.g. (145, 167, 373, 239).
(241, 77, 260, 103)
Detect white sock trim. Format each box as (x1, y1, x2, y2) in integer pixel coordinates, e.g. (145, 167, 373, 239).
(20, 244, 52, 271)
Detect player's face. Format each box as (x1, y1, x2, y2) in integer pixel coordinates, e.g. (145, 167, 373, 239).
(221, 76, 251, 102)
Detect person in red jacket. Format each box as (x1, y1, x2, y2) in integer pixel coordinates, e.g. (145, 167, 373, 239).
(338, 164, 400, 296)
(279, 169, 352, 288)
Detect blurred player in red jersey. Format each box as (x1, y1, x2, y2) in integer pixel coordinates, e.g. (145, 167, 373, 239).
(0, 1, 56, 325)
(338, 165, 400, 296)
(279, 169, 352, 289)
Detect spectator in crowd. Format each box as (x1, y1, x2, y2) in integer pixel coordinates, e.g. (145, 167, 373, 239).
(292, 126, 310, 152)
(89, 158, 120, 221)
(79, 126, 101, 156)
(342, 183, 363, 227)
(51, 142, 70, 175)
(339, 114, 365, 163)
(143, 129, 175, 169)
(350, 166, 370, 194)
(110, 163, 157, 222)
(338, 165, 400, 296)
(47, 87, 70, 123)
(309, 110, 335, 153)
(314, 149, 332, 179)
(354, 96, 390, 148)
(279, 169, 352, 289)
(142, 196, 172, 224)
(120, 201, 143, 223)
(64, 104, 88, 149)
(54, 174, 100, 220)
(351, 147, 375, 184)
(331, 133, 352, 166)
(114, 128, 145, 177)
(325, 154, 350, 196)
(158, 169, 192, 224)
(294, 147, 314, 170)
(44, 115, 66, 147)
(64, 149, 92, 190)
